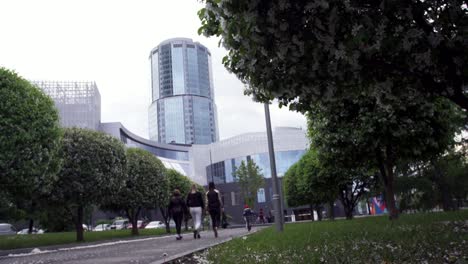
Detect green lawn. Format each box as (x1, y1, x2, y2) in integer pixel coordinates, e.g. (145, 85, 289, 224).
(203, 211, 468, 263)
(0, 228, 177, 250)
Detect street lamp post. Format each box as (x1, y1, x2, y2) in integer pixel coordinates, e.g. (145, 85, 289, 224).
(209, 149, 214, 183)
(264, 102, 283, 232)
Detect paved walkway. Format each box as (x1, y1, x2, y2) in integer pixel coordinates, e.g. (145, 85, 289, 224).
(0, 227, 261, 264)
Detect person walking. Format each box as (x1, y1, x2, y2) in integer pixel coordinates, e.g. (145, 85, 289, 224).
(206, 182, 223, 238)
(186, 184, 204, 239)
(258, 208, 265, 224)
(168, 188, 187, 240)
(243, 204, 254, 231)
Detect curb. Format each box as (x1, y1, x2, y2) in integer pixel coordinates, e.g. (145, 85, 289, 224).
(153, 227, 264, 264)
(0, 233, 178, 258)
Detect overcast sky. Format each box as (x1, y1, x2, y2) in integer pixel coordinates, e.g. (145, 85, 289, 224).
(0, 0, 306, 140)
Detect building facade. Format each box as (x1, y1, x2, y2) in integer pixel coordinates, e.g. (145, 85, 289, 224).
(189, 127, 321, 223)
(32, 80, 101, 130)
(148, 38, 219, 145)
(100, 122, 191, 176)
(35, 79, 347, 225)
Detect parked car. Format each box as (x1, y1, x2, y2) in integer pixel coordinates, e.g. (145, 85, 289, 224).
(144, 221, 165, 229)
(93, 224, 110, 232)
(82, 224, 90, 231)
(17, 228, 44, 235)
(0, 223, 16, 236)
(109, 219, 129, 230)
(127, 220, 146, 229)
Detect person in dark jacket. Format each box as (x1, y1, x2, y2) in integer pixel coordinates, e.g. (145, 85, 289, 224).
(205, 182, 223, 238)
(186, 184, 204, 239)
(168, 188, 187, 240)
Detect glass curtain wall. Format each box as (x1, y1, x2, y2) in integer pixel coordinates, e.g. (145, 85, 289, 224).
(206, 150, 306, 184)
(164, 97, 185, 143)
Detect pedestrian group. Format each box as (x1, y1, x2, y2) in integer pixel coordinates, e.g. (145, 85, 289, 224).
(168, 182, 223, 240)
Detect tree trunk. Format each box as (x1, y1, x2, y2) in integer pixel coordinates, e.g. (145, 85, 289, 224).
(376, 148, 399, 220)
(160, 207, 171, 233)
(432, 161, 454, 211)
(344, 206, 353, 220)
(384, 169, 398, 219)
(28, 218, 34, 234)
(328, 201, 335, 220)
(339, 185, 354, 220)
(127, 208, 140, 236)
(75, 206, 84, 242)
(315, 205, 323, 221)
(28, 201, 36, 234)
(366, 200, 371, 215)
(340, 194, 353, 219)
(309, 204, 315, 221)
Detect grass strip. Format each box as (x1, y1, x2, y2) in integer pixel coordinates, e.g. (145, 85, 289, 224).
(0, 228, 181, 250)
(202, 211, 468, 263)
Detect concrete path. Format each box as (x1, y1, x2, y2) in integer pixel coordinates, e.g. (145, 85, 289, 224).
(0, 227, 261, 264)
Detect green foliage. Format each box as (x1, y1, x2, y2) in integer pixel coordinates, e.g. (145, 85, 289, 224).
(165, 168, 204, 205)
(284, 150, 335, 208)
(0, 67, 62, 218)
(283, 163, 302, 208)
(198, 0, 468, 111)
(198, 0, 466, 219)
(54, 127, 127, 208)
(51, 128, 127, 241)
(105, 148, 168, 211)
(233, 160, 264, 207)
(395, 173, 436, 212)
(307, 95, 465, 218)
(38, 205, 74, 232)
(102, 148, 168, 235)
(202, 211, 468, 263)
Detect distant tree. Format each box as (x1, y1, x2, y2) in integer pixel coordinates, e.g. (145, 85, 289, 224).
(0, 68, 62, 233)
(394, 165, 436, 213)
(198, 0, 467, 111)
(103, 148, 168, 236)
(283, 163, 301, 208)
(51, 128, 126, 242)
(233, 160, 264, 208)
(335, 169, 377, 220)
(426, 151, 468, 210)
(284, 150, 331, 221)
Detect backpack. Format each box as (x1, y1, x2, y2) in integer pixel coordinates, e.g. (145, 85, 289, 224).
(171, 196, 184, 214)
(207, 190, 221, 209)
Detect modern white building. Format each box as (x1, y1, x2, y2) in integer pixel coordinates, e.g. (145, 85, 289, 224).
(189, 127, 309, 185)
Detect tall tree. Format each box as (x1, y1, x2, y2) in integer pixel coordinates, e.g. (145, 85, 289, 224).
(103, 148, 168, 236)
(308, 96, 464, 219)
(51, 128, 127, 241)
(198, 0, 467, 111)
(0, 68, 62, 233)
(233, 160, 264, 208)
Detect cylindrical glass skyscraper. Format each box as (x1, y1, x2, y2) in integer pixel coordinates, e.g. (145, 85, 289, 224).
(148, 38, 219, 144)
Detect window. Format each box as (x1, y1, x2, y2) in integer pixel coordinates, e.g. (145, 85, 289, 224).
(231, 191, 241, 206)
(257, 188, 266, 203)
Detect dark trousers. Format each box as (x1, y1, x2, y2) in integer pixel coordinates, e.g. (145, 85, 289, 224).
(209, 208, 220, 229)
(172, 212, 183, 236)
